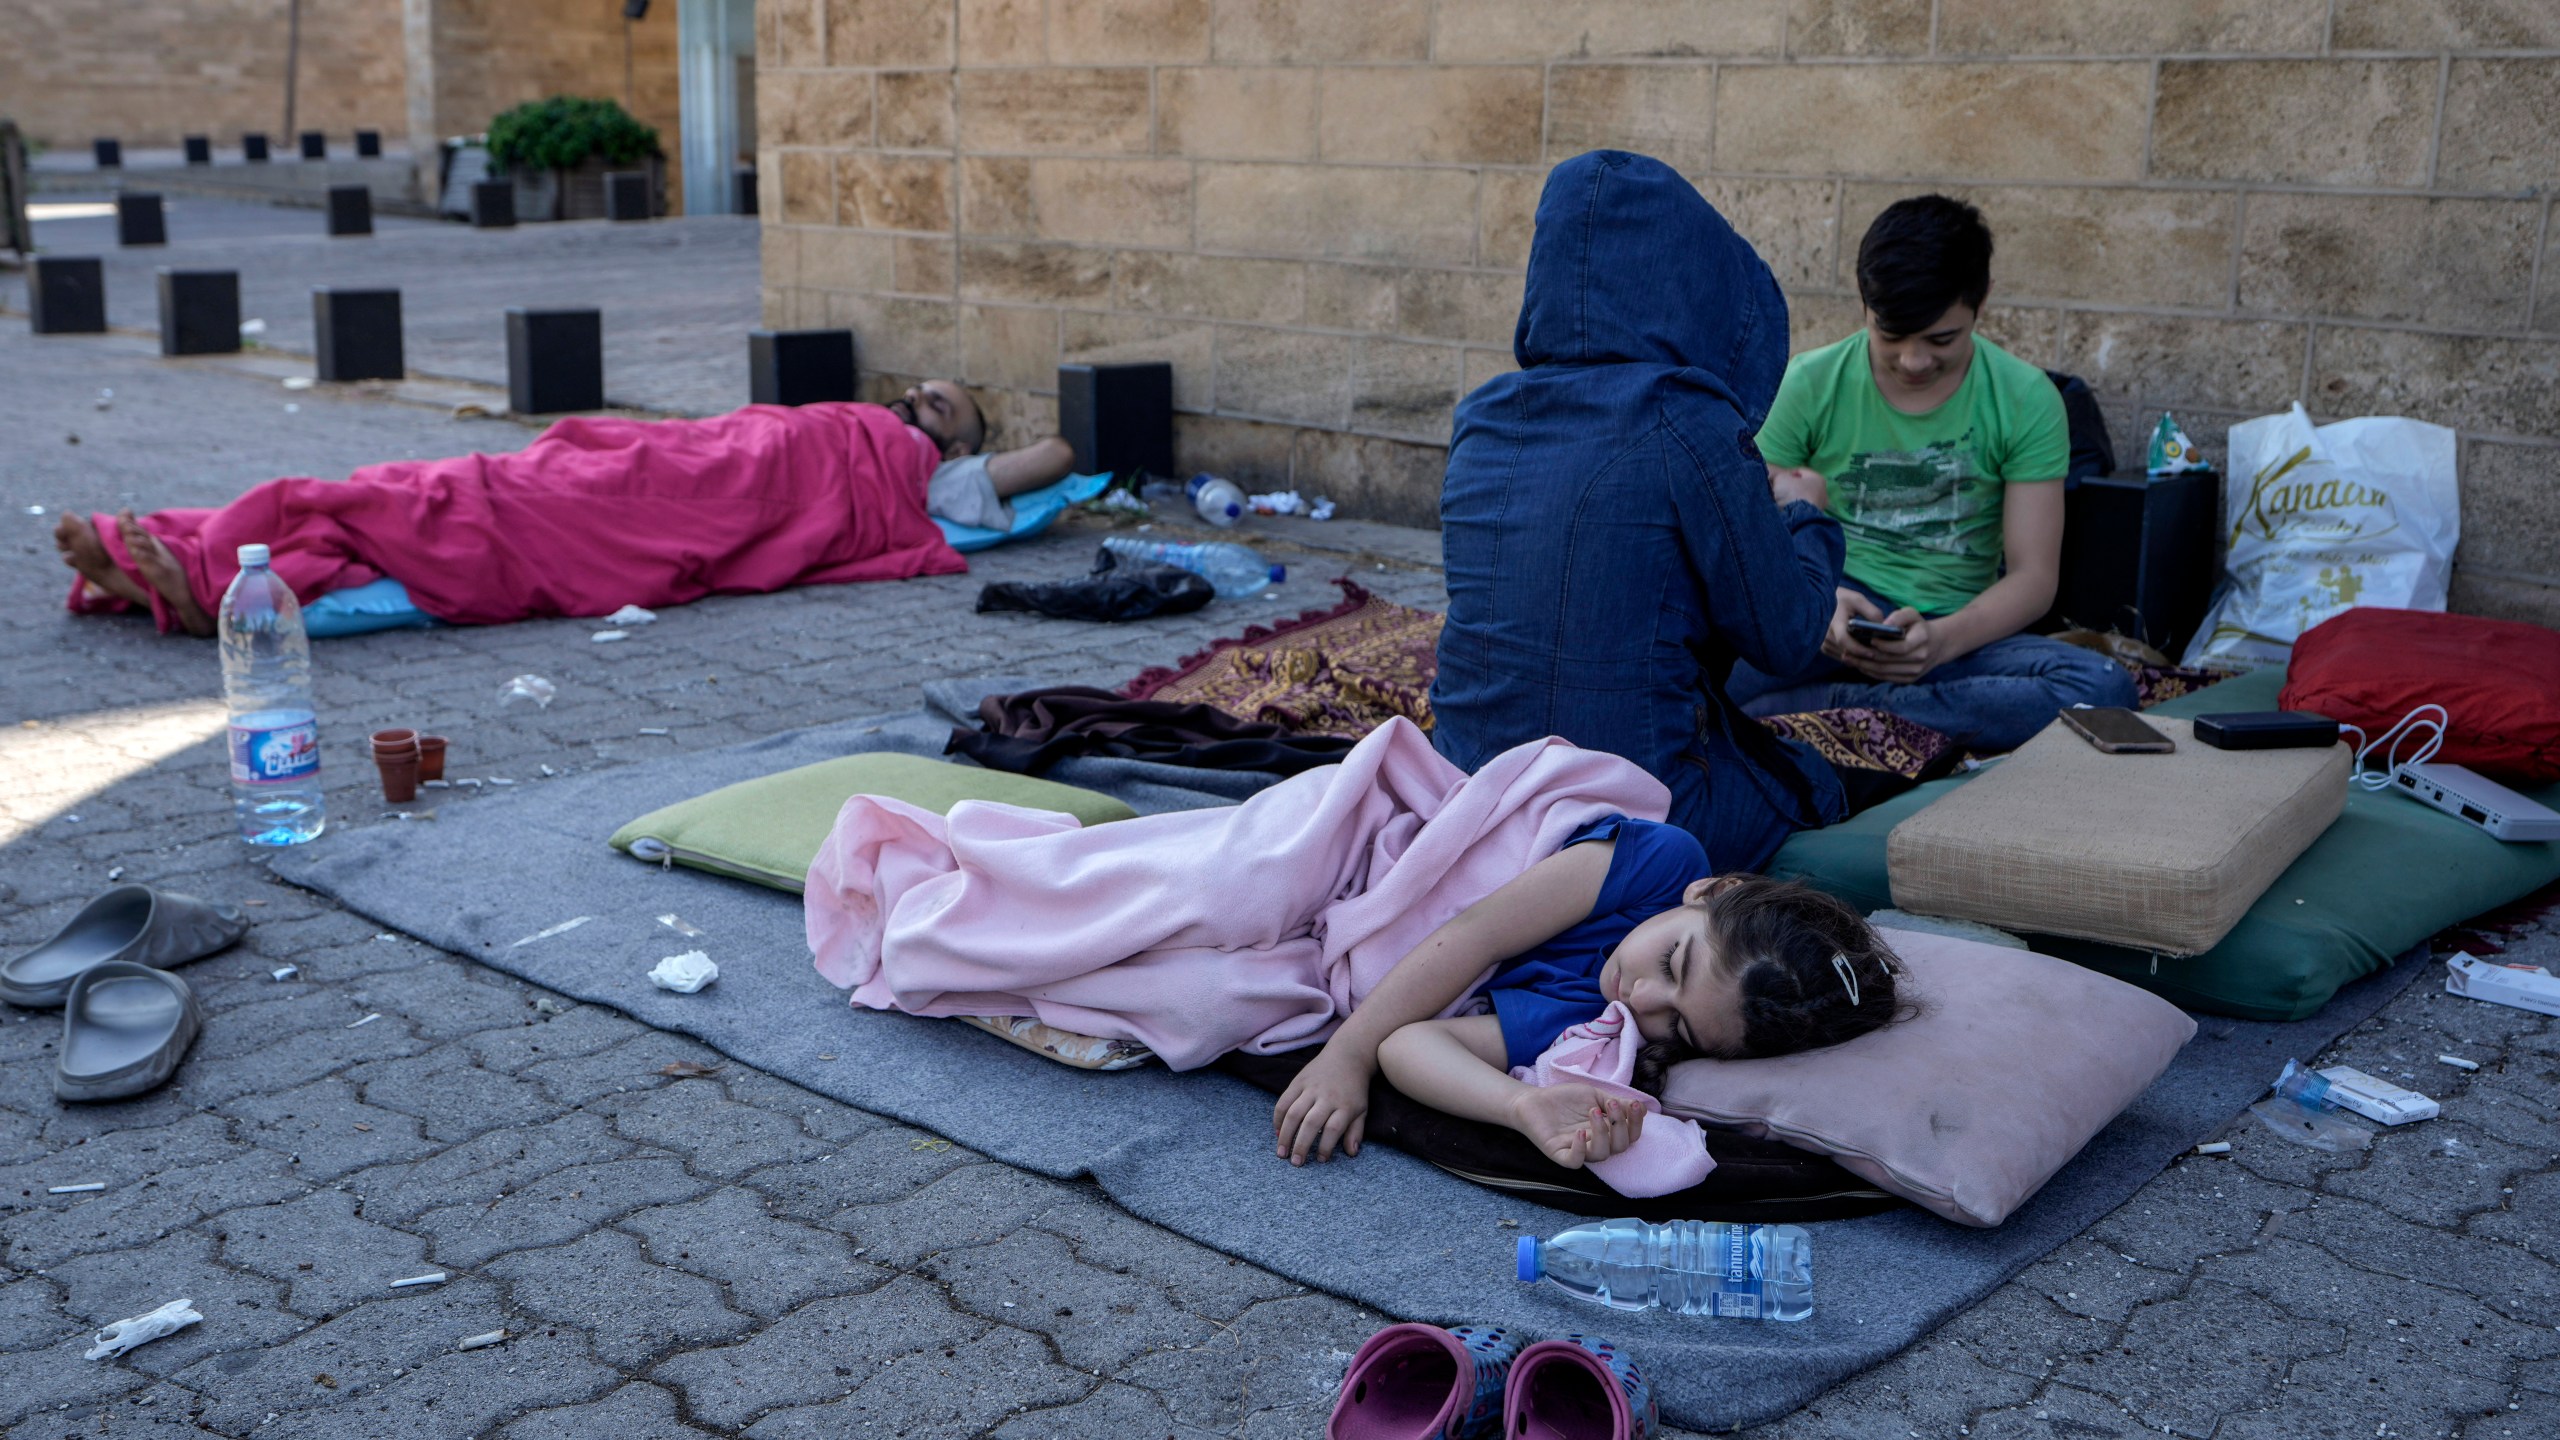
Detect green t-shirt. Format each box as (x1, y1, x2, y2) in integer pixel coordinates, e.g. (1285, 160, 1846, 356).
(1755, 333, 2068, 616)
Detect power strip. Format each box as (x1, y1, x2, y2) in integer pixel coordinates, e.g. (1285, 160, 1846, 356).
(2390, 760, 2560, 842)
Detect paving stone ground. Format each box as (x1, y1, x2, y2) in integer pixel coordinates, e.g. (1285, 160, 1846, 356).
(5, 231, 2559, 1440)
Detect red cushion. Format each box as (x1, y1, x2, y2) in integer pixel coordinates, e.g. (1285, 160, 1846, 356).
(2281, 609, 2560, 783)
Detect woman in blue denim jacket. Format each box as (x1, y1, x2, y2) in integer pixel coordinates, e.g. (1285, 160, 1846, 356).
(1431, 151, 1849, 874)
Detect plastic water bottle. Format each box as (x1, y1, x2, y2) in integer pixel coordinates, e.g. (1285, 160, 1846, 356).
(219, 543, 326, 845)
(1517, 1219, 1813, 1321)
(1100, 535, 1283, 599)
(1186, 473, 1247, 527)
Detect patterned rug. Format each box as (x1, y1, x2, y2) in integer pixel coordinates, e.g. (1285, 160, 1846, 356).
(1120, 580, 1444, 737)
(1116, 584, 2241, 780)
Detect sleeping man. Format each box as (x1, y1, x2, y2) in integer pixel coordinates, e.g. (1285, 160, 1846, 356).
(53, 381, 1077, 636)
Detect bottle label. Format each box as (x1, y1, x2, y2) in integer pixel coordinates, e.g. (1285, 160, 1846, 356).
(1712, 1224, 1764, 1318)
(230, 720, 320, 785)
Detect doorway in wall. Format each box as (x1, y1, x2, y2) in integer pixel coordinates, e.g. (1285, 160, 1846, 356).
(678, 0, 755, 215)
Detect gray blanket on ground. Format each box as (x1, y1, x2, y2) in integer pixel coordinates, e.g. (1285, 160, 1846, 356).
(270, 700, 2423, 1432)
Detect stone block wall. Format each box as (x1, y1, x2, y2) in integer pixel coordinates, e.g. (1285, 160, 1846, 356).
(1, 0, 409, 150)
(750, 2, 2560, 617)
(405, 0, 683, 207)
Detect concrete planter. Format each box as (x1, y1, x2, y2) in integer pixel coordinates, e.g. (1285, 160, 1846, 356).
(505, 155, 663, 222)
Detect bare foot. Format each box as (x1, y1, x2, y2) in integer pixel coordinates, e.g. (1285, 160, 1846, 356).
(53, 512, 152, 608)
(116, 511, 214, 637)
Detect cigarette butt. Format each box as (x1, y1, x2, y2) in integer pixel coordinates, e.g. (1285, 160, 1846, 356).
(638, 727, 670, 736)
(2438, 1055, 2481, 1071)
(456, 1330, 507, 1351)
(390, 1272, 448, 1289)
(48, 1183, 106, 1194)
(271, 966, 299, 981)
(2194, 1141, 2232, 1156)
(348, 1013, 381, 1029)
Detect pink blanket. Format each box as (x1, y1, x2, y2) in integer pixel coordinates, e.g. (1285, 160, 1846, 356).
(1512, 1002, 1714, 1198)
(71, 402, 963, 631)
(805, 719, 1671, 1071)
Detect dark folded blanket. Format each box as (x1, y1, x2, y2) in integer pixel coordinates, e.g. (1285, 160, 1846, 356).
(949, 685, 1356, 777)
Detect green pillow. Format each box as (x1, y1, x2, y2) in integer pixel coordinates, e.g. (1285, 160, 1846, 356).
(1770, 666, 2560, 1020)
(609, 753, 1138, 892)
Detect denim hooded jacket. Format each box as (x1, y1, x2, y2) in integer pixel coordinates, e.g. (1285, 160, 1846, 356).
(1428, 151, 1847, 869)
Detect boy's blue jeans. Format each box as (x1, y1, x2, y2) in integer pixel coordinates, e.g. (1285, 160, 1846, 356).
(1726, 579, 2139, 753)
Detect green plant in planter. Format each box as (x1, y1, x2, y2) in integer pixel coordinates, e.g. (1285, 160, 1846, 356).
(485, 97, 661, 175)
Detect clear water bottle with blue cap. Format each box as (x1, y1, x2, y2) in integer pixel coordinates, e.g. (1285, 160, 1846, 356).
(1518, 1218, 1813, 1321)
(1099, 535, 1283, 599)
(1186, 473, 1247, 527)
(219, 543, 326, 845)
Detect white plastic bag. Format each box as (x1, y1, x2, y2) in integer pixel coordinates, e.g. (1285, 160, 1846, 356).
(2184, 405, 2458, 667)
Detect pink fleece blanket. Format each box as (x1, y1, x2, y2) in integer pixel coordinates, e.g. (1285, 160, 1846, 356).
(70, 402, 963, 631)
(1512, 1002, 1715, 1198)
(805, 719, 1671, 1071)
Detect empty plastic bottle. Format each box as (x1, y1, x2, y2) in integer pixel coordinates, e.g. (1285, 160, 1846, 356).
(1186, 473, 1247, 527)
(219, 543, 326, 845)
(1099, 535, 1283, 599)
(1518, 1219, 1813, 1321)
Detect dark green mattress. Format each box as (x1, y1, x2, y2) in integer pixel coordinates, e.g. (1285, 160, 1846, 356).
(1769, 667, 2560, 1020)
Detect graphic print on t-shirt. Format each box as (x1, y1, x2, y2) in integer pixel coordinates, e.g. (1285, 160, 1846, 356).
(1830, 435, 1983, 558)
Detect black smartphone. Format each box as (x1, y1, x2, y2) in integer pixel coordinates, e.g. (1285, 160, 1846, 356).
(2194, 711, 2340, 751)
(1846, 617, 1906, 644)
(2059, 705, 2176, 754)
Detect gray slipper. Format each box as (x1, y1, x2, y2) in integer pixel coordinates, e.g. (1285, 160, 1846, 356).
(55, 962, 203, 1103)
(0, 885, 248, 1009)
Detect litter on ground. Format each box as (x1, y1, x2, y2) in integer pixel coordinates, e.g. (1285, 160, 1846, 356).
(86, 1299, 202, 1360)
(510, 916, 595, 948)
(647, 951, 719, 993)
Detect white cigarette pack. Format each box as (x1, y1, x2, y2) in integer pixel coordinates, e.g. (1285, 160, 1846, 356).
(2445, 952, 2560, 1019)
(2312, 1066, 2439, 1125)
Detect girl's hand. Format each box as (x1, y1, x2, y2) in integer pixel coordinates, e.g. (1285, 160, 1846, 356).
(1510, 1083, 1648, 1170)
(1274, 1048, 1373, 1165)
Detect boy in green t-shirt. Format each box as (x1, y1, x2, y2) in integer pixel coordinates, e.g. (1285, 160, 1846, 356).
(1731, 195, 2134, 751)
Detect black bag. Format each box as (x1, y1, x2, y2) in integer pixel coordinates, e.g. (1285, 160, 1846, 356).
(975, 549, 1214, 622)
(2044, 369, 2118, 482)
(1218, 1049, 1901, 1223)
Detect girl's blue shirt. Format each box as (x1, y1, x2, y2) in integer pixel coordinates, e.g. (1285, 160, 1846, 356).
(1476, 815, 1708, 1069)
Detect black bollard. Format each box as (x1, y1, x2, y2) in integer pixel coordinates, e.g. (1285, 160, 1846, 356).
(734, 166, 758, 216)
(312, 288, 403, 382)
(157, 269, 242, 356)
(604, 171, 651, 221)
(506, 308, 605, 414)
(116, 193, 168, 247)
(355, 129, 382, 158)
(183, 135, 212, 166)
(326, 185, 373, 237)
(1058, 361, 1175, 479)
(30, 257, 108, 335)
(748, 329, 857, 406)
(299, 131, 327, 160)
(93, 138, 121, 169)
(469, 179, 516, 229)
(243, 133, 270, 162)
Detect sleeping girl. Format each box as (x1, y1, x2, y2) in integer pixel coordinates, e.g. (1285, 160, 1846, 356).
(805, 717, 1905, 1178)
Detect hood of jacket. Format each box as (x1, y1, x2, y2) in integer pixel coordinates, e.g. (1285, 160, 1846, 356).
(1510, 150, 1791, 426)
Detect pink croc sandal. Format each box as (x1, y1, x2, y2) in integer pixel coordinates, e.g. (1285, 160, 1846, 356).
(1328, 1322, 1521, 1440)
(1502, 1334, 1658, 1440)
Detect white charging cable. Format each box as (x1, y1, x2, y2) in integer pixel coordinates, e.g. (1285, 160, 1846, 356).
(2336, 704, 2447, 792)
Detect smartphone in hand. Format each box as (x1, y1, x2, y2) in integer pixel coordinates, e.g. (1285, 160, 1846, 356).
(1846, 617, 1906, 645)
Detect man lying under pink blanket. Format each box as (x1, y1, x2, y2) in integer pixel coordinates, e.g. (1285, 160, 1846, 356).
(51, 381, 1072, 636)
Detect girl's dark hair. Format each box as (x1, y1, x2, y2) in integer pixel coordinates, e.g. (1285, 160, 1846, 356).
(1631, 876, 1909, 1094)
(1856, 194, 1994, 338)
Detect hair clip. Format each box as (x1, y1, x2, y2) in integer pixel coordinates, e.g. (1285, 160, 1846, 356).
(1831, 952, 1860, 1006)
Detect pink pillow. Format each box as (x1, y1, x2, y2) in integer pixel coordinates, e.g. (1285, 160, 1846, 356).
(1655, 928, 2195, 1227)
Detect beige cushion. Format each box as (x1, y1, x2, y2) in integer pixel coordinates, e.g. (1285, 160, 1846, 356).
(1658, 927, 2195, 1227)
(1885, 717, 2348, 955)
